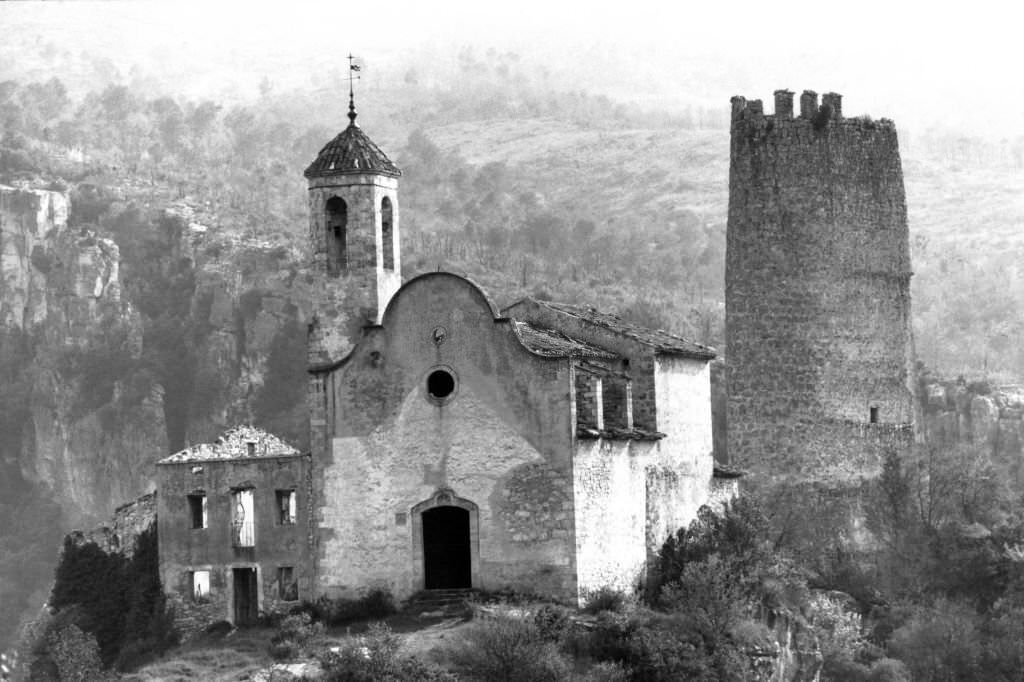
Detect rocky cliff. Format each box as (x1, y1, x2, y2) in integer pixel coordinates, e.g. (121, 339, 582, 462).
(0, 183, 164, 523)
(921, 377, 1024, 468)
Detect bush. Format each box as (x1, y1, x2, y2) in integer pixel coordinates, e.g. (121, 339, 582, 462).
(446, 615, 570, 682)
(582, 586, 627, 615)
(318, 623, 454, 682)
(268, 612, 324, 661)
(567, 609, 748, 681)
(309, 589, 397, 626)
(47, 527, 178, 671)
(532, 603, 571, 642)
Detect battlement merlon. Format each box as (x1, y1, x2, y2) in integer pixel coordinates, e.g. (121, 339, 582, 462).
(731, 89, 895, 131)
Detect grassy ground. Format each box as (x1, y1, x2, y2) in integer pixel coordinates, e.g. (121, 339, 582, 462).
(122, 613, 473, 681)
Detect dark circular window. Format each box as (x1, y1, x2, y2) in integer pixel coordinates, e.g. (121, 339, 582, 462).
(427, 369, 456, 399)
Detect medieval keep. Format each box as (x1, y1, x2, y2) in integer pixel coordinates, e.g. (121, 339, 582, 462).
(157, 102, 734, 627)
(725, 91, 917, 547)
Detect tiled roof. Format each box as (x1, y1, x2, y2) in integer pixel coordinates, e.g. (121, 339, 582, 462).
(158, 426, 300, 463)
(304, 123, 401, 179)
(577, 427, 666, 441)
(531, 299, 716, 360)
(513, 320, 618, 359)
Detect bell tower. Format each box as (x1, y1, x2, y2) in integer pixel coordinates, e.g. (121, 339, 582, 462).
(304, 92, 402, 365)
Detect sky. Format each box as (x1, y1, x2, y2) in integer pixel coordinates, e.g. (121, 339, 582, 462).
(2, 0, 1021, 136)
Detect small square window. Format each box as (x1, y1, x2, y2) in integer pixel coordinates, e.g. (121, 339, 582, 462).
(191, 570, 210, 602)
(188, 493, 207, 529)
(277, 566, 298, 601)
(276, 490, 297, 525)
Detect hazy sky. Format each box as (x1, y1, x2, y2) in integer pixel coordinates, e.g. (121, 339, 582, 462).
(3, 0, 1021, 136)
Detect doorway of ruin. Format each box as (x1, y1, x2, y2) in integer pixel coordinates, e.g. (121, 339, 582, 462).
(232, 567, 259, 625)
(411, 489, 480, 590)
(423, 506, 471, 588)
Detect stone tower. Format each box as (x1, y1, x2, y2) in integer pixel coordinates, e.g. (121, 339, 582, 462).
(725, 90, 916, 487)
(305, 100, 402, 475)
(304, 101, 402, 366)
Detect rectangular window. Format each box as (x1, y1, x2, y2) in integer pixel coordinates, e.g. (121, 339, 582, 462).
(276, 489, 297, 525)
(869, 406, 879, 424)
(231, 489, 255, 547)
(277, 566, 298, 601)
(188, 493, 207, 529)
(191, 570, 210, 602)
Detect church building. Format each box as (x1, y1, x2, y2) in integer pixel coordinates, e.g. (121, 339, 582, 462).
(156, 98, 735, 628)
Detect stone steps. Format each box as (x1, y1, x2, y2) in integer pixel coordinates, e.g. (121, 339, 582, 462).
(404, 588, 477, 614)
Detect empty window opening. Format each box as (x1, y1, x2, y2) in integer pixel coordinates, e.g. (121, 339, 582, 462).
(188, 493, 207, 529)
(277, 566, 298, 601)
(246, 441, 256, 457)
(575, 371, 603, 430)
(191, 570, 210, 602)
(427, 369, 456, 400)
(381, 196, 395, 271)
(602, 377, 633, 430)
(232, 489, 255, 547)
(325, 196, 347, 273)
(276, 489, 297, 525)
(869, 406, 879, 424)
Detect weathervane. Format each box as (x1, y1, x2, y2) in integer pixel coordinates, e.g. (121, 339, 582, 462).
(346, 53, 362, 126)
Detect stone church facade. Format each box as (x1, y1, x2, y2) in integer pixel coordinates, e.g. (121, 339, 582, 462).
(157, 103, 733, 626)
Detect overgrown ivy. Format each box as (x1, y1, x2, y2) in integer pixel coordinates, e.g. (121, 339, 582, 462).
(48, 526, 178, 671)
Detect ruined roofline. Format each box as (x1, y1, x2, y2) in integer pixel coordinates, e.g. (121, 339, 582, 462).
(731, 89, 895, 130)
(156, 451, 310, 467)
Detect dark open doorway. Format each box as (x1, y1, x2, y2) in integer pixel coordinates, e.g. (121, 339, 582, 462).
(232, 567, 258, 625)
(422, 506, 471, 589)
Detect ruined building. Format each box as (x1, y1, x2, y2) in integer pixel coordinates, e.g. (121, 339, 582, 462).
(157, 102, 733, 626)
(726, 91, 916, 492)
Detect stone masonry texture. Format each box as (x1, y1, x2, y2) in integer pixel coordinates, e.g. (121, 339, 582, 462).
(725, 91, 916, 483)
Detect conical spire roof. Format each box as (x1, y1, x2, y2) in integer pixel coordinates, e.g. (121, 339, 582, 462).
(304, 121, 401, 179)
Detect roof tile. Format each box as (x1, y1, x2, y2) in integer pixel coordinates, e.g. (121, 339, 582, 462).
(304, 123, 401, 179)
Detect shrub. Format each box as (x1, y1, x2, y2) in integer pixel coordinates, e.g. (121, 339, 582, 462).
(47, 527, 178, 671)
(309, 589, 397, 626)
(318, 623, 454, 682)
(446, 615, 570, 682)
(867, 658, 912, 682)
(268, 612, 324, 661)
(582, 586, 627, 615)
(532, 603, 571, 642)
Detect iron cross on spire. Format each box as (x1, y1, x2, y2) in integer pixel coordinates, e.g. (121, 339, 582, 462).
(346, 53, 362, 126)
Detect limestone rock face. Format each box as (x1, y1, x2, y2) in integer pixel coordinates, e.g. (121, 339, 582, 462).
(0, 184, 165, 524)
(922, 381, 1024, 462)
(970, 395, 999, 448)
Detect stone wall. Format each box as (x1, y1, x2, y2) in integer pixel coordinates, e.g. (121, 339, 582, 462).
(573, 439, 650, 598)
(66, 492, 156, 557)
(725, 90, 916, 484)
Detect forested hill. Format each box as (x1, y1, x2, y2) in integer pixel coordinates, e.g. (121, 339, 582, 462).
(1, 44, 1024, 654)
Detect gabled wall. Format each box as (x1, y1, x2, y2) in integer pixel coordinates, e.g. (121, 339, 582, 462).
(314, 274, 579, 601)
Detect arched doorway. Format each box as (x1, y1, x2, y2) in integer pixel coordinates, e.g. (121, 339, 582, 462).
(411, 489, 479, 590)
(422, 506, 471, 589)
